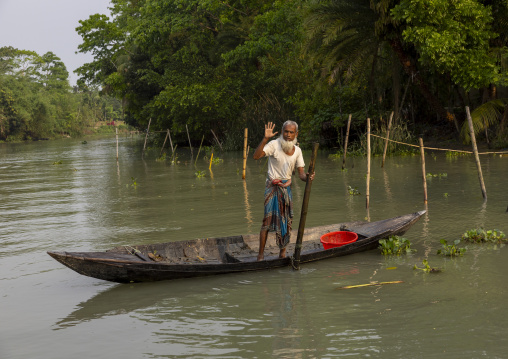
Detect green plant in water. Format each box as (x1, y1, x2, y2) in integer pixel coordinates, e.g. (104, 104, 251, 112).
(426, 172, 448, 178)
(444, 193, 449, 198)
(130, 177, 138, 188)
(379, 236, 415, 255)
(156, 153, 166, 162)
(211, 157, 223, 165)
(52, 160, 62, 165)
(170, 146, 178, 165)
(446, 151, 470, 158)
(195, 170, 206, 178)
(347, 185, 360, 196)
(413, 259, 440, 273)
(437, 239, 467, 256)
(462, 228, 506, 243)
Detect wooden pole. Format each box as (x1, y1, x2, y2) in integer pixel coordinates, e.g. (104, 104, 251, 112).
(242, 128, 248, 180)
(419, 138, 428, 204)
(170, 144, 178, 164)
(211, 129, 223, 151)
(116, 127, 119, 161)
(194, 135, 205, 166)
(143, 118, 151, 154)
(292, 142, 319, 270)
(366, 118, 371, 210)
(186, 124, 193, 157)
(167, 129, 174, 154)
(209, 152, 213, 170)
(342, 114, 352, 170)
(381, 111, 394, 168)
(160, 130, 169, 156)
(466, 106, 487, 200)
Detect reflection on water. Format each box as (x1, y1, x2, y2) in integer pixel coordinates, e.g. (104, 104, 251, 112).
(1, 137, 508, 358)
(242, 180, 254, 231)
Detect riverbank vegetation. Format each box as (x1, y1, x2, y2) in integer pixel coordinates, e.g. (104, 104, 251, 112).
(2, 0, 508, 150)
(0, 46, 129, 141)
(72, 0, 508, 151)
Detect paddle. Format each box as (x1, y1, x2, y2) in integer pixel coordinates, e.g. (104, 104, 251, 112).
(291, 142, 319, 270)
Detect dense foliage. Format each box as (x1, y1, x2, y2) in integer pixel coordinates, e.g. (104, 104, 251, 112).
(0, 46, 123, 141)
(3, 0, 508, 148)
(73, 0, 508, 149)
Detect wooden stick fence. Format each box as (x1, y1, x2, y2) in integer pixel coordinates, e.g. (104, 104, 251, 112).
(142, 118, 151, 154)
(366, 118, 371, 210)
(381, 112, 394, 168)
(466, 106, 487, 200)
(116, 128, 119, 161)
(367, 104, 505, 201)
(160, 130, 169, 157)
(194, 135, 205, 166)
(342, 114, 352, 170)
(370, 134, 508, 155)
(419, 138, 428, 204)
(186, 124, 193, 157)
(211, 130, 223, 151)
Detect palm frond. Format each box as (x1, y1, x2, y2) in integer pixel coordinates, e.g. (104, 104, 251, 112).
(304, 0, 379, 83)
(461, 99, 508, 143)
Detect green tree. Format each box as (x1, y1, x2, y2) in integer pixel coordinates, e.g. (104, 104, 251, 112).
(35, 52, 71, 91)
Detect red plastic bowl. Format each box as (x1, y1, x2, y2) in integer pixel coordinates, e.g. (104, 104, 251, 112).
(320, 231, 358, 250)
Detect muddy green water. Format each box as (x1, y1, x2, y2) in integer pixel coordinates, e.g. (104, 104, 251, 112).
(1, 136, 507, 358)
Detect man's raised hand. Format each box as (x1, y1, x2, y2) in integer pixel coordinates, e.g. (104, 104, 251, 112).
(264, 122, 278, 139)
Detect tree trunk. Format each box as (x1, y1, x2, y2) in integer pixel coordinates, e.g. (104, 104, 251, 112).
(389, 38, 451, 122)
(489, 84, 497, 101)
(499, 105, 508, 132)
(368, 45, 379, 107)
(392, 52, 400, 121)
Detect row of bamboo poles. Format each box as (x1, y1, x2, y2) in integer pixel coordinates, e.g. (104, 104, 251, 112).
(120, 106, 498, 208)
(361, 106, 489, 210)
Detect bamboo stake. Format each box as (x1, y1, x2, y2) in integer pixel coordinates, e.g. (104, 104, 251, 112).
(116, 127, 119, 161)
(337, 281, 404, 290)
(292, 143, 319, 270)
(381, 111, 394, 168)
(167, 129, 174, 155)
(342, 114, 352, 170)
(366, 118, 371, 210)
(160, 130, 169, 156)
(466, 106, 487, 200)
(209, 152, 213, 170)
(186, 124, 193, 157)
(211, 129, 223, 151)
(170, 145, 178, 164)
(143, 118, 151, 154)
(194, 135, 205, 166)
(242, 128, 248, 180)
(419, 138, 428, 204)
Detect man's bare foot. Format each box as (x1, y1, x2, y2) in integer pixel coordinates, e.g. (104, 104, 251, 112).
(257, 254, 264, 261)
(279, 249, 286, 258)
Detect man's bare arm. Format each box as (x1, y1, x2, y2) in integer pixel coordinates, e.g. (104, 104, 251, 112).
(297, 167, 315, 182)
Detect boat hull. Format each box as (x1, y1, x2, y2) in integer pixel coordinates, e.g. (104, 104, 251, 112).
(48, 211, 425, 283)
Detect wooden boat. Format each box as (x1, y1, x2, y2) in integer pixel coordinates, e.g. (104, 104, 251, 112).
(47, 210, 425, 283)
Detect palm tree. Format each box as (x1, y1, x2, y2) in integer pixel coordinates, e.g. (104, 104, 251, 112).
(304, 0, 380, 85)
(304, 0, 452, 121)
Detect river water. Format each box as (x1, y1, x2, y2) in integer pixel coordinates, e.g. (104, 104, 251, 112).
(1, 136, 507, 358)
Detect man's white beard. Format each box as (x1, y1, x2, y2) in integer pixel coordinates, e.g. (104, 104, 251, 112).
(279, 135, 297, 153)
